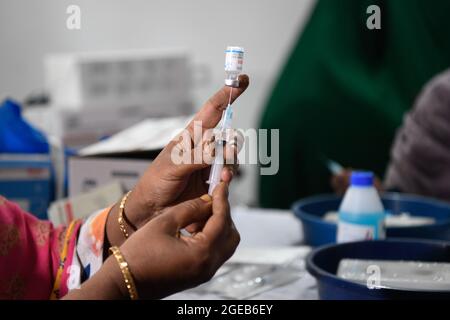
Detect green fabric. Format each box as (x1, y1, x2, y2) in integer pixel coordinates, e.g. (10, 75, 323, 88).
(259, 0, 450, 209)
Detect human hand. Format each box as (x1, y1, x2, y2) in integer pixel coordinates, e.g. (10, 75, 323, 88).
(123, 74, 249, 230)
(116, 183, 239, 299)
(65, 183, 238, 300)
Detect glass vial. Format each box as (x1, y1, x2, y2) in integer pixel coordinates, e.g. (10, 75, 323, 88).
(224, 46, 244, 87)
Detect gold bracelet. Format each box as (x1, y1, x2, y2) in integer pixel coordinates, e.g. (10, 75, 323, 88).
(109, 246, 139, 300)
(118, 191, 132, 239)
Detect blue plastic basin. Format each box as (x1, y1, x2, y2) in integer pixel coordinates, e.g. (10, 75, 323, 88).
(292, 193, 450, 246)
(306, 239, 450, 300)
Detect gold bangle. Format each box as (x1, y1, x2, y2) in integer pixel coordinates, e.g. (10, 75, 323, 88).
(118, 191, 132, 239)
(109, 246, 139, 300)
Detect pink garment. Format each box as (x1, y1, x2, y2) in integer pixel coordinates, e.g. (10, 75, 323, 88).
(0, 195, 108, 299)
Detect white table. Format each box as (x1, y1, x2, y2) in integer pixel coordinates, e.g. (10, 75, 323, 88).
(167, 206, 319, 300)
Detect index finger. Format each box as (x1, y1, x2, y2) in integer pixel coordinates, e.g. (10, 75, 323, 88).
(187, 74, 249, 133)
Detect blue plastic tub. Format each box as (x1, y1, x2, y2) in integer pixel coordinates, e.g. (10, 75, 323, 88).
(292, 193, 450, 246)
(306, 239, 450, 300)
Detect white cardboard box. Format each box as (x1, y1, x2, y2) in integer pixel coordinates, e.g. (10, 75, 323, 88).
(45, 49, 193, 116)
(48, 182, 124, 226)
(68, 156, 151, 197)
(24, 106, 176, 148)
(0, 154, 53, 219)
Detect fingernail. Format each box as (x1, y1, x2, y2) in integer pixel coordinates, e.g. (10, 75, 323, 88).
(200, 194, 212, 202)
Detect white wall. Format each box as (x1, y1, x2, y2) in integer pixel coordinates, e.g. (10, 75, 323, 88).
(0, 0, 316, 205)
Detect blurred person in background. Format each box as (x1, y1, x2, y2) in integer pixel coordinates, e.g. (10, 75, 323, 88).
(259, 0, 450, 208)
(332, 69, 450, 202)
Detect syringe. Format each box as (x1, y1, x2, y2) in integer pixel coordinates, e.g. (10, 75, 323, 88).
(207, 89, 234, 195)
(207, 46, 243, 195)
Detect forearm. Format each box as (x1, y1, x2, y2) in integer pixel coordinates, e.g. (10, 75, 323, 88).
(65, 196, 145, 299)
(63, 256, 127, 300)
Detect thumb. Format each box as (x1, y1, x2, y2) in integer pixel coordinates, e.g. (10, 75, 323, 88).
(162, 194, 213, 233)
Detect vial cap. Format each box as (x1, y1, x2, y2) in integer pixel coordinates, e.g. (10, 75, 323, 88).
(351, 171, 374, 187)
(226, 46, 244, 53)
(225, 79, 240, 87)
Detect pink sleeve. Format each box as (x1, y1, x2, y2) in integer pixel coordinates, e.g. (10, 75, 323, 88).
(0, 195, 81, 299)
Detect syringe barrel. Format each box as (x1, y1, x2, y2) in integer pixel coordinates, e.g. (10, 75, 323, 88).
(208, 140, 225, 195)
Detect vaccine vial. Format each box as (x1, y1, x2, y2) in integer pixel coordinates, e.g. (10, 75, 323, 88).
(224, 46, 244, 87)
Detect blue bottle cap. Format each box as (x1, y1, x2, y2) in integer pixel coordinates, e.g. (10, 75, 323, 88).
(351, 171, 374, 187)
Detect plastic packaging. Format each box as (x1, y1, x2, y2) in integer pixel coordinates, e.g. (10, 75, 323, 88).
(337, 171, 385, 243)
(324, 211, 435, 227)
(0, 99, 49, 153)
(338, 259, 450, 291)
(196, 261, 305, 299)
